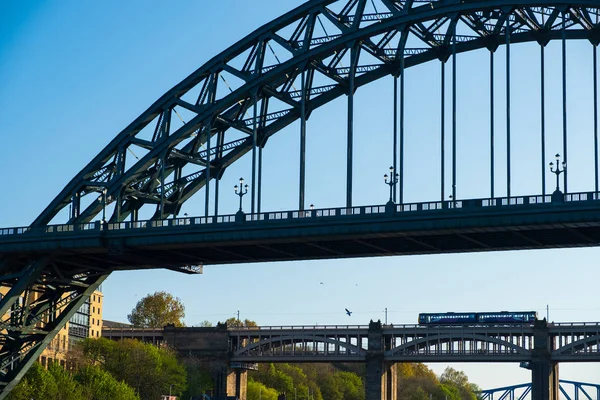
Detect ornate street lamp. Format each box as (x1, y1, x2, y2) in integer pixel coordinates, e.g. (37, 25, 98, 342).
(549, 153, 566, 193)
(384, 166, 399, 204)
(234, 177, 249, 212)
(99, 188, 108, 224)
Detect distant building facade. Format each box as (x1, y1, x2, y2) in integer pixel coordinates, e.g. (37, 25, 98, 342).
(0, 286, 103, 368)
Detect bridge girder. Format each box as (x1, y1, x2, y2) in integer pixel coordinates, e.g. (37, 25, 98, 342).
(30, 0, 600, 227)
(4, 0, 600, 397)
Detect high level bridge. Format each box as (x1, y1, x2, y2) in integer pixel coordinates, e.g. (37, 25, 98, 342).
(3, 0, 600, 399)
(101, 320, 600, 399)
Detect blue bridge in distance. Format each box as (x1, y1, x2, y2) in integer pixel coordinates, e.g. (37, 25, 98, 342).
(481, 380, 600, 399)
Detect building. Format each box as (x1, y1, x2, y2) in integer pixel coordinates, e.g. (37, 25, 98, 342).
(0, 286, 103, 368)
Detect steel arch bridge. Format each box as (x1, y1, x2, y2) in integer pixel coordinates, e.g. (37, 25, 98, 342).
(3, 0, 600, 398)
(481, 380, 600, 399)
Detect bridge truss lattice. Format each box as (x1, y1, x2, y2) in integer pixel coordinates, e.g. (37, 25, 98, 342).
(3, 0, 600, 398)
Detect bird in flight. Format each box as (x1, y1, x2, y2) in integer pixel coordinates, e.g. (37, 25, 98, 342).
(345, 308, 352, 316)
(320, 282, 324, 285)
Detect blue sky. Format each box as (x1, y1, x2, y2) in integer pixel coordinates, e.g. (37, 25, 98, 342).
(2, 0, 600, 391)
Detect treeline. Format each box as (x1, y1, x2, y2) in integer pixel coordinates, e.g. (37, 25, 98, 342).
(6, 289, 483, 400)
(6, 337, 482, 400)
(7, 338, 190, 400)
(247, 362, 482, 400)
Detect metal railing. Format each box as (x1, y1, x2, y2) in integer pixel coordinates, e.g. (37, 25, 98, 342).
(1, 191, 598, 239)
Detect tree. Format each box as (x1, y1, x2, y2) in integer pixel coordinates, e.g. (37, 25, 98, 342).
(224, 317, 258, 328)
(9, 362, 58, 400)
(440, 367, 478, 400)
(181, 360, 214, 400)
(77, 338, 186, 400)
(127, 291, 185, 328)
(195, 320, 213, 327)
(48, 362, 84, 400)
(248, 379, 280, 400)
(74, 364, 140, 400)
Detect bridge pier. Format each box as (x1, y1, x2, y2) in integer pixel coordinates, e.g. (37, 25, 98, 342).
(365, 320, 397, 400)
(226, 369, 247, 400)
(531, 319, 559, 400)
(164, 324, 248, 400)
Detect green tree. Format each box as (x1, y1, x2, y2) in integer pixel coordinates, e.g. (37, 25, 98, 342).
(195, 320, 214, 327)
(48, 362, 84, 400)
(78, 338, 186, 400)
(247, 379, 281, 400)
(225, 317, 258, 328)
(127, 291, 185, 328)
(181, 359, 214, 400)
(74, 364, 139, 400)
(440, 367, 478, 400)
(6, 362, 57, 400)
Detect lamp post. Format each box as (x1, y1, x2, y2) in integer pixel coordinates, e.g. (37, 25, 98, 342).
(169, 384, 173, 397)
(98, 188, 108, 225)
(384, 166, 399, 204)
(549, 153, 566, 193)
(234, 177, 249, 212)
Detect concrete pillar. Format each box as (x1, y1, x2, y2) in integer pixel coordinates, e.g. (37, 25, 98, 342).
(226, 369, 247, 400)
(531, 319, 559, 400)
(531, 359, 558, 400)
(365, 320, 397, 400)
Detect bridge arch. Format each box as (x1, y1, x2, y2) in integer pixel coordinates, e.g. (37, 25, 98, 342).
(386, 332, 532, 358)
(553, 333, 600, 359)
(4, 0, 600, 398)
(33, 0, 600, 226)
(232, 333, 366, 359)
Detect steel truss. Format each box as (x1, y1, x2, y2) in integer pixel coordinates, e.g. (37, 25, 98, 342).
(480, 380, 600, 399)
(4, 0, 600, 397)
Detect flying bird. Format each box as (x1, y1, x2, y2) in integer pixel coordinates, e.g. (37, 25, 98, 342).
(345, 308, 352, 316)
(320, 282, 324, 285)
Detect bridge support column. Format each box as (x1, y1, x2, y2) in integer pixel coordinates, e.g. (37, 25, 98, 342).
(226, 368, 247, 400)
(365, 320, 397, 400)
(531, 319, 559, 400)
(531, 360, 558, 400)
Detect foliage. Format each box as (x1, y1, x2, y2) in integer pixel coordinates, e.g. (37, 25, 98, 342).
(48, 362, 84, 400)
(6, 361, 139, 400)
(127, 291, 185, 328)
(181, 359, 214, 400)
(5, 362, 55, 400)
(78, 337, 186, 400)
(440, 367, 479, 400)
(195, 320, 214, 327)
(248, 379, 281, 400)
(248, 362, 481, 400)
(225, 317, 258, 328)
(74, 364, 139, 400)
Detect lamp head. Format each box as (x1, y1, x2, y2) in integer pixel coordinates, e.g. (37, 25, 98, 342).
(234, 184, 239, 193)
(383, 174, 388, 181)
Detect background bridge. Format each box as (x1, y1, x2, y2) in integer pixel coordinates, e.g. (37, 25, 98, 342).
(101, 320, 600, 399)
(3, 0, 600, 399)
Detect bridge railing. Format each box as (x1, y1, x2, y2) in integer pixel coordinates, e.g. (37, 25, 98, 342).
(229, 325, 370, 331)
(1, 191, 598, 238)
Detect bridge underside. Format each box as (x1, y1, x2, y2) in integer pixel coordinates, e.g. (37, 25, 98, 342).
(2, 197, 600, 269)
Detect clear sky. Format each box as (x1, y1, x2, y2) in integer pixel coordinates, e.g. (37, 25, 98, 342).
(1, 0, 600, 392)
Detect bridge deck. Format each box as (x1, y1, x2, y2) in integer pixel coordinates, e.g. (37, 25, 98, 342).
(2, 192, 600, 271)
